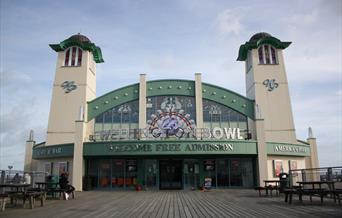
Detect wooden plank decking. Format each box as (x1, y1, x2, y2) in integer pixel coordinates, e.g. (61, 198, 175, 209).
(1, 189, 341, 218)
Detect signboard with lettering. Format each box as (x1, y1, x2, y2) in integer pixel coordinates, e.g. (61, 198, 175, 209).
(32, 144, 74, 159)
(84, 140, 257, 156)
(267, 142, 311, 156)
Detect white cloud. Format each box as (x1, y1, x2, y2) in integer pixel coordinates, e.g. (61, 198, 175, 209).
(216, 9, 243, 35)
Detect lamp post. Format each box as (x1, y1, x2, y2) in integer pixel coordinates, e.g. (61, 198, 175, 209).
(8, 165, 13, 182)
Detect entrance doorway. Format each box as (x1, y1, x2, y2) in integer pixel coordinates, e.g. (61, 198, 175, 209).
(159, 160, 182, 190)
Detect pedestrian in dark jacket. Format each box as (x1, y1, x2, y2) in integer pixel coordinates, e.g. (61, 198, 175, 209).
(59, 173, 75, 200)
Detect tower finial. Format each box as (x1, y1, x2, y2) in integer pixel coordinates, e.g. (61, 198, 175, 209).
(308, 127, 313, 138)
(28, 130, 34, 141)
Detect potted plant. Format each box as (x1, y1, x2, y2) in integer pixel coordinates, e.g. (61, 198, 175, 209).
(135, 179, 143, 191)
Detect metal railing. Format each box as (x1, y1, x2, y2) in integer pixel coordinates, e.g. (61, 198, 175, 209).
(0, 169, 47, 186)
(288, 166, 342, 188)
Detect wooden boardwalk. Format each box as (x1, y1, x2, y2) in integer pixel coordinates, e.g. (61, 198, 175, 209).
(1, 189, 341, 218)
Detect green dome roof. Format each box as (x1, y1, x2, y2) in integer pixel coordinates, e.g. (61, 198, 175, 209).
(237, 33, 291, 61)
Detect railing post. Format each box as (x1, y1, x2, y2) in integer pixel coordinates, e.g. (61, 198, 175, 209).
(327, 167, 333, 181)
(301, 169, 306, 182)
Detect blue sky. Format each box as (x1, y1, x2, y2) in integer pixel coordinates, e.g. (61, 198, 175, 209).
(0, 0, 341, 170)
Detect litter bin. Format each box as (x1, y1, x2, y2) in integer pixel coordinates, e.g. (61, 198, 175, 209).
(278, 173, 289, 193)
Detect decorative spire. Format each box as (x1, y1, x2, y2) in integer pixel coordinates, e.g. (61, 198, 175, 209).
(308, 127, 314, 138)
(28, 130, 34, 141)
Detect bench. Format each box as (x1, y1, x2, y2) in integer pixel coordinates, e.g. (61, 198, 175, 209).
(284, 188, 329, 204)
(47, 188, 75, 200)
(254, 186, 265, 197)
(333, 189, 342, 205)
(23, 191, 46, 209)
(0, 193, 9, 212)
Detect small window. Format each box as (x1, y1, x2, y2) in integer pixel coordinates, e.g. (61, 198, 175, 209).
(64, 47, 82, 67)
(258, 45, 277, 65)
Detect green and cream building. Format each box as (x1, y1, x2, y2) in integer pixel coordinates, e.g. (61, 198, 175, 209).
(24, 32, 319, 191)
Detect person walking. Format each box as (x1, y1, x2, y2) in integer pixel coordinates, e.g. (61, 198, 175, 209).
(59, 172, 75, 200)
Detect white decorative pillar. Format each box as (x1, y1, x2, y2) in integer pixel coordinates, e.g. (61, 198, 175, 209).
(24, 130, 35, 172)
(195, 73, 204, 138)
(255, 118, 268, 185)
(306, 127, 319, 180)
(138, 74, 147, 138)
(72, 106, 86, 191)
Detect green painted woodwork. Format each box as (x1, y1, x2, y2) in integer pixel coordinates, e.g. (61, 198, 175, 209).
(266, 142, 311, 157)
(237, 36, 291, 61)
(32, 143, 74, 159)
(50, 38, 104, 63)
(202, 83, 254, 119)
(83, 140, 257, 156)
(87, 80, 255, 121)
(146, 80, 195, 96)
(88, 83, 140, 121)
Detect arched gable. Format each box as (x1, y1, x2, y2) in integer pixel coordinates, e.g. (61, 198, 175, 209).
(87, 80, 254, 121)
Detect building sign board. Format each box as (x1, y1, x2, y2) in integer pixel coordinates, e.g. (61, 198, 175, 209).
(267, 142, 311, 156)
(90, 127, 245, 142)
(32, 144, 74, 159)
(84, 140, 257, 156)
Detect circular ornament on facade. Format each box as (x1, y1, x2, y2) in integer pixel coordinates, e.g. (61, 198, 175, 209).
(159, 86, 163, 89)
(203, 89, 206, 93)
(178, 86, 182, 89)
(114, 96, 119, 100)
(124, 93, 128, 96)
(242, 104, 246, 108)
(232, 99, 236, 103)
(212, 92, 216, 95)
(168, 85, 172, 89)
(188, 87, 192, 90)
(104, 101, 109, 104)
(222, 95, 226, 99)
(95, 106, 99, 109)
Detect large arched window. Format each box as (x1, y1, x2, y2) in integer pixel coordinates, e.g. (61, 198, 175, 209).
(64, 47, 83, 66)
(94, 100, 139, 134)
(258, 45, 277, 65)
(203, 99, 248, 137)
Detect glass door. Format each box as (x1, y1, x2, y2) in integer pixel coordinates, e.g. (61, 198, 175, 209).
(184, 159, 200, 190)
(230, 159, 242, 186)
(159, 160, 182, 190)
(99, 160, 111, 188)
(145, 160, 157, 190)
(112, 159, 125, 189)
(217, 159, 229, 188)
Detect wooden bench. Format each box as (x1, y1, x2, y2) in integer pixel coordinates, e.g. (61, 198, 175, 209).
(333, 189, 342, 205)
(284, 188, 329, 204)
(47, 188, 75, 200)
(23, 191, 46, 209)
(0, 193, 9, 212)
(254, 186, 265, 197)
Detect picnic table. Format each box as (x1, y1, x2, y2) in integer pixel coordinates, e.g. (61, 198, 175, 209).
(263, 180, 281, 196)
(0, 183, 45, 209)
(284, 181, 337, 204)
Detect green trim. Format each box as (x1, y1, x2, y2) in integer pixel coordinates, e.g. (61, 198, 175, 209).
(146, 79, 195, 97)
(202, 83, 254, 119)
(296, 139, 310, 145)
(87, 80, 255, 121)
(83, 140, 257, 156)
(87, 83, 140, 121)
(266, 142, 311, 157)
(32, 143, 74, 159)
(237, 36, 291, 61)
(49, 39, 104, 63)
